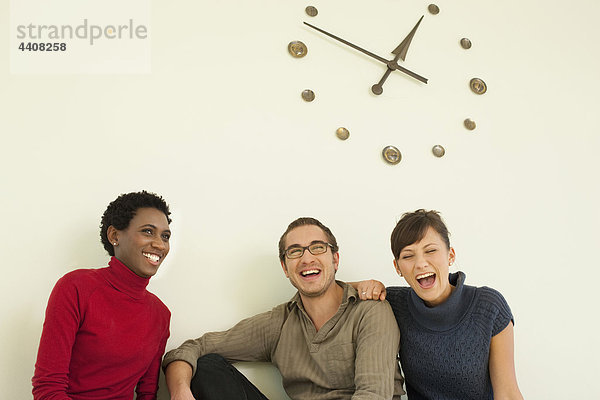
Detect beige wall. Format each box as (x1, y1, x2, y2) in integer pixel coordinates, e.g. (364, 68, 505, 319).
(1, 0, 599, 398)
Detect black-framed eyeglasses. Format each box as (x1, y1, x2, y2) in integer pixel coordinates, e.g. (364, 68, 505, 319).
(284, 241, 333, 259)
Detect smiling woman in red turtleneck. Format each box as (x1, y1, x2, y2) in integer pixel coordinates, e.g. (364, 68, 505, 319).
(32, 191, 172, 400)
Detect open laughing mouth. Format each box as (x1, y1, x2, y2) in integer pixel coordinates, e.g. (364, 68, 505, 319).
(300, 269, 321, 279)
(143, 252, 161, 265)
(416, 272, 436, 289)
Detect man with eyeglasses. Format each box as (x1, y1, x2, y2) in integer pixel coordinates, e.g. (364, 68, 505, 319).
(163, 217, 404, 400)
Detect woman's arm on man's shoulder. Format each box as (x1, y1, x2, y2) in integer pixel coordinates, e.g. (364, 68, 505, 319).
(347, 280, 387, 301)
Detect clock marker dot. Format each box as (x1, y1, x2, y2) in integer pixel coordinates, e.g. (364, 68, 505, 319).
(382, 146, 402, 165)
(302, 89, 315, 102)
(428, 4, 440, 15)
(288, 41, 308, 58)
(460, 38, 472, 49)
(432, 145, 446, 157)
(464, 119, 477, 130)
(336, 127, 349, 140)
(305, 6, 318, 17)
(470, 78, 487, 94)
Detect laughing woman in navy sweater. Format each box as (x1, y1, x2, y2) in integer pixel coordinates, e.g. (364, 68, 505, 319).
(355, 210, 524, 400)
(32, 191, 172, 400)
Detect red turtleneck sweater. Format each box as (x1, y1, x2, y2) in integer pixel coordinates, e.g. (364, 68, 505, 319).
(32, 257, 170, 400)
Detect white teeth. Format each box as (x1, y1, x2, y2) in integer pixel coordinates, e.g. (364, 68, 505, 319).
(301, 269, 319, 276)
(143, 253, 160, 262)
(416, 272, 435, 280)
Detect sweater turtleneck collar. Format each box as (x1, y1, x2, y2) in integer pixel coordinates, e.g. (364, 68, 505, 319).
(407, 271, 475, 332)
(102, 256, 150, 300)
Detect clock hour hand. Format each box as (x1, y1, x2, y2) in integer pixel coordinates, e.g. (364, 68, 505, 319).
(303, 22, 427, 85)
(391, 15, 424, 62)
(372, 16, 426, 95)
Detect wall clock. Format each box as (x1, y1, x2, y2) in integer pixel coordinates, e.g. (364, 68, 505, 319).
(287, 1, 488, 165)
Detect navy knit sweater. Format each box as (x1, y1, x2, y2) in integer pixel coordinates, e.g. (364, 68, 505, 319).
(386, 272, 513, 400)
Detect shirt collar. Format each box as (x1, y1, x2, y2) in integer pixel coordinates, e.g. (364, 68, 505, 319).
(287, 280, 356, 311)
(407, 271, 476, 331)
(101, 256, 150, 300)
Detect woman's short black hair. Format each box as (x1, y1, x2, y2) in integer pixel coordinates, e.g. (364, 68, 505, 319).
(100, 191, 172, 256)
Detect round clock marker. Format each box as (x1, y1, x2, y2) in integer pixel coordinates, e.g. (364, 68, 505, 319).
(288, 41, 308, 58)
(470, 78, 487, 94)
(432, 145, 446, 157)
(336, 127, 349, 140)
(305, 6, 318, 17)
(428, 4, 440, 15)
(464, 119, 477, 130)
(382, 146, 402, 165)
(301, 89, 315, 102)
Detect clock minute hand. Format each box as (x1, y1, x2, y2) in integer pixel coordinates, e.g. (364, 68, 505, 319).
(303, 22, 389, 64)
(303, 22, 427, 85)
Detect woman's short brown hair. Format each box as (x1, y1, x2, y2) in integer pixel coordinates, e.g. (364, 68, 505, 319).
(390, 209, 450, 259)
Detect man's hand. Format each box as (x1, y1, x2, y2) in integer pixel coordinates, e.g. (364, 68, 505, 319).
(354, 280, 386, 301)
(165, 360, 196, 400)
